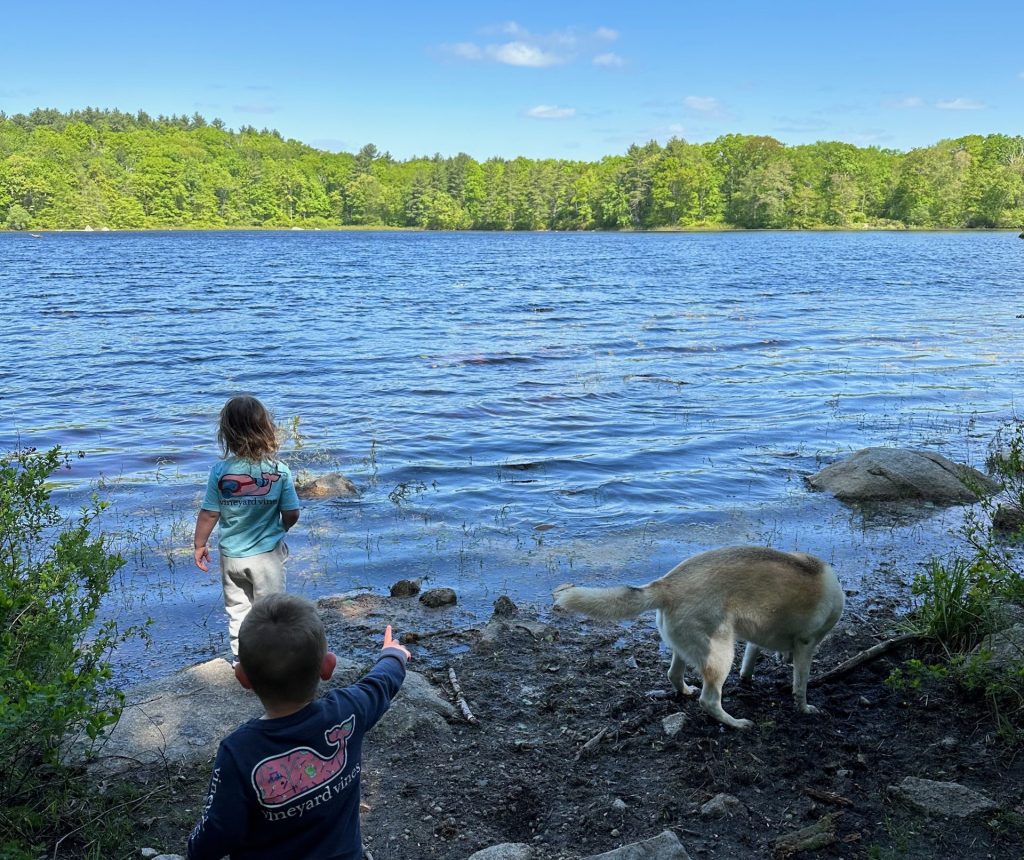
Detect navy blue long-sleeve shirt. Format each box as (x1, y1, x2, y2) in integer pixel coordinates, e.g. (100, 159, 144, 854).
(188, 650, 407, 860)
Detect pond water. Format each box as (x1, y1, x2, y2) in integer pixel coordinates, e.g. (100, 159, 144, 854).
(1, 230, 1021, 682)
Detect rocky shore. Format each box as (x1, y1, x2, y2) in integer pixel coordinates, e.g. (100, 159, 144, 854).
(85, 582, 1022, 860)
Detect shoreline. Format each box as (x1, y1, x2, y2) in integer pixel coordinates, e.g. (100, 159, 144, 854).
(3, 225, 1021, 234)
(86, 592, 1024, 859)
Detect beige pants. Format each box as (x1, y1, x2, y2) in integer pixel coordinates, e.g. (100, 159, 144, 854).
(221, 540, 288, 657)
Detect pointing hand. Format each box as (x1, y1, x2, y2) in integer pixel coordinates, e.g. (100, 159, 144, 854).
(382, 625, 412, 661)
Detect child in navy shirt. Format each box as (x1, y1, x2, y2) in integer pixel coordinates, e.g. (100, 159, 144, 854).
(187, 593, 410, 860)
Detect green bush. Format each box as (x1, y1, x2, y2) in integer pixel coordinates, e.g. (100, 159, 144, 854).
(903, 418, 1024, 741)
(0, 446, 137, 849)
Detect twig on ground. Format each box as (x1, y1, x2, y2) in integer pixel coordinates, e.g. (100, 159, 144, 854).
(644, 688, 676, 700)
(804, 787, 853, 807)
(51, 786, 165, 859)
(404, 628, 476, 644)
(809, 633, 925, 687)
(447, 666, 480, 726)
(575, 726, 608, 761)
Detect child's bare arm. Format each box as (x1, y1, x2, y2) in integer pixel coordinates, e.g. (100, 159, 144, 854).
(281, 508, 299, 531)
(194, 510, 220, 571)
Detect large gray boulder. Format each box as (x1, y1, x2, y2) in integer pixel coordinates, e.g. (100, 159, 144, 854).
(971, 624, 1024, 671)
(74, 657, 452, 777)
(888, 777, 999, 818)
(466, 845, 534, 860)
(583, 830, 691, 859)
(806, 448, 1000, 504)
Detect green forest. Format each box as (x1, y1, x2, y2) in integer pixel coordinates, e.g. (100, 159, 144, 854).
(2, 108, 1023, 231)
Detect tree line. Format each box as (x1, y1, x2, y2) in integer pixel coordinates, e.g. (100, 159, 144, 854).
(1, 108, 1023, 231)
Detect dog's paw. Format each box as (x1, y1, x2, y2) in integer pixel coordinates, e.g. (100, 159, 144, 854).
(733, 718, 754, 730)
(552, 582, 575, 597)
(800, 704, 822, 715)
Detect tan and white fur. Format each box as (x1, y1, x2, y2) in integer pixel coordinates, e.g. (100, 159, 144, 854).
(553, 545, 844, 729)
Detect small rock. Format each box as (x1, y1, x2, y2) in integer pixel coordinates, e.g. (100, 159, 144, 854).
(624, 656, 639, 670)
(295, 471, 358, 499)
(662, 713, 687, 737)
(466, 844, 534, 860)
(700, 793, 744, 818)
(971, 624, 1024, 671)
(140, 850, 160, 859)
(611, 797, 628, 812)
(888, 777, 999, 818)
(992, 503, 1024, 533)
(419, 587, 457, 608)
(939, 736, 957, 750)
(773, 813, 839, 858)
(493, 595, 518, 618)
(390, 578, 422, 598)
(583, 829, 692, 859)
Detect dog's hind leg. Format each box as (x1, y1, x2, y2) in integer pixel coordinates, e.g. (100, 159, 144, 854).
(698, 632, 752, 730)
(791, 638, 820, 714)
(667, 651, 697, 697)
(739, 643, 761, 684)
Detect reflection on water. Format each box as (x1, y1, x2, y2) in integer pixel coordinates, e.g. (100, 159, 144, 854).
(1, 230, 1020, 682)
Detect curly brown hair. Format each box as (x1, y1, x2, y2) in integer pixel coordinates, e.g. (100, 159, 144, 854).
(218, 395, 278, 462)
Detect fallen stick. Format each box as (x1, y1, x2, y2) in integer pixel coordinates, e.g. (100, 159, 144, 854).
(574, 725, 608, 761)
(447, 666, 480, 725)
(808, 633, 924, 687)
(803, 787, 853, 807)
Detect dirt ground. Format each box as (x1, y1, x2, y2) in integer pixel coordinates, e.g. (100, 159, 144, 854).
(129, 591, 1023, 860)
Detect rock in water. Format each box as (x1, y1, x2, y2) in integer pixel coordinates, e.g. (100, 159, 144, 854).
(419, 587, 458, 608)
(493, 595, 518, 618)
(295, 472, 358, 499)
(390, 578, 422, 597)
(806, 447, 1000, 504)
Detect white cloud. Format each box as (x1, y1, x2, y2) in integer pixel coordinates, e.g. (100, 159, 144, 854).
(936, 97, 985, 110)
(441, 23, 620, 68)
(683, 95, 720, 113)
(489, 42, 563, 67)
(450, 42, 483, 60)
(885, 96, 924, 109)
(593, 52, 624, 67)
(526, 105, 576, 119)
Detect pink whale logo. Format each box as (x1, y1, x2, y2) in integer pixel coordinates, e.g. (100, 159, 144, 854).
(219, 472, 280, 498)
(251, 717, 356, 808)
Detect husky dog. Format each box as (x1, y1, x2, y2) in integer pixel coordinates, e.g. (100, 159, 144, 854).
(553, 546, 844, 729)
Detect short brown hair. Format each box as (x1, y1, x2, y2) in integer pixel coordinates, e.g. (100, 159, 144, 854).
(218, 395, 278, 462)
(238, 594, 326, 706)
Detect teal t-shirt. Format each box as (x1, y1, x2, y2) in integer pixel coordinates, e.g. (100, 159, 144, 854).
(201, 457, 300, 558)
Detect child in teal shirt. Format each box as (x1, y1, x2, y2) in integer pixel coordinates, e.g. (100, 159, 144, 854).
(194, 395, 300, 659)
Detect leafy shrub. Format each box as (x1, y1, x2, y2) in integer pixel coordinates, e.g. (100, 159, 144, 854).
(0, 447, 138, 848)
(904, 418, 1024, 741)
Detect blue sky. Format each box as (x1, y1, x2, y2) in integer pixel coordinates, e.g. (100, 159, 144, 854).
(1, 1, 1022, 160)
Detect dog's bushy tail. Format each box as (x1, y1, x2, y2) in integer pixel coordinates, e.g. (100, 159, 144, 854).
(554, 584, 659, 620)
